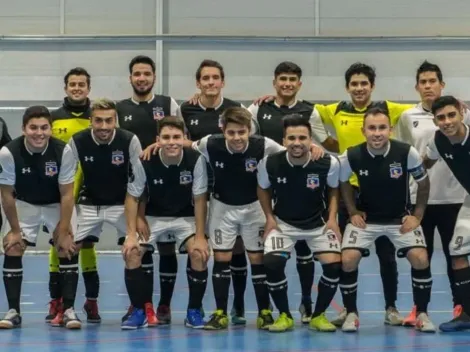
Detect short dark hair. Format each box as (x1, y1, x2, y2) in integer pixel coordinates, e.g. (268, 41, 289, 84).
(283, 113, 312, 136)
(64, 67, 91, 87)
(195, 59, 225, 81)
(158, 116, 186, 135)
(220, 107, 251, 130)
(274, 61, 302, 78)
(431, 95, 460, 115)
(416, 61, 443, 84)
(363, 107, 391, 126)
(345, 62, 376, 87)
(129, 55, 156, 74)
(23, 105, 52, 127)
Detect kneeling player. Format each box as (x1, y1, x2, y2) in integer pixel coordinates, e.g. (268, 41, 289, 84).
(0, 106, 76, 329)
(338, 107, 435, 333)
(125, 116, 209, 329)
(257, 114, 342, 333)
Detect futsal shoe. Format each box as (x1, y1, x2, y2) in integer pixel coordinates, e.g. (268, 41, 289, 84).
(439, 312, 470, 332)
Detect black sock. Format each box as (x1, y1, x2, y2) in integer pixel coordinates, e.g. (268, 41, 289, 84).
(188, 268, 208, 310)
(141, 251, 154, 304)
(125, 267, 145, 309)
(186, 256, 191, 287)
(59, 255, 79, 310)
(411, 267, 432, 314)
(82, 271, 100, 300)
(312, 262, 341, 317)
(376, 237, 398, 309)
(265, 254, 291, 318)
(3, 255, 23, 313)
(212, 261, 231, 314)
(251, 264, 270, 312)
(230, 253, 248, 312)
(49, 272, 62, 300)
(453, 267, 470, 315)
(158, 254, 177, 307)
(295, 241, 314, 302)
(339, 269, 358, 313)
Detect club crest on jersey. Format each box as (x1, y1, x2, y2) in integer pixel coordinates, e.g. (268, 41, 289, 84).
(180, 171, 193, 185)
(245, 158, 258, 172)
(389, 163, 403, 179)
(111, 150, 125, 165)
(45, 161, 58, 177)
(306, 173, 320, 189)
(153, 106, 165, 120)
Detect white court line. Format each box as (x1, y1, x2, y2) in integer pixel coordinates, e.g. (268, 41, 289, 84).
(363, 291, 447, 295)
(20, 302, 35, 305)
(117, 293, 160, 296)
(24, 280, 111, 284)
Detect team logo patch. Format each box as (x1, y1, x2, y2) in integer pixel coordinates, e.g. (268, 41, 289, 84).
(389, 163, 403, 179)
(245, 158, 258, 172)
(153, 106, 165, 120)
(111, 150, 125, 165)
(413, 120, 419, 128)
(180, 171, 193, 185)
(306, 173, 320, 189)
(45, 161, 58, 177)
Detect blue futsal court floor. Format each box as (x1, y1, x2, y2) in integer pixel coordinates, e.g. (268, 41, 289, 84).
(1, 251, 469, 352)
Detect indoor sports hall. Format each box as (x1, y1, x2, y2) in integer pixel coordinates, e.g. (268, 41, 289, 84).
(1, 0, 470, 351)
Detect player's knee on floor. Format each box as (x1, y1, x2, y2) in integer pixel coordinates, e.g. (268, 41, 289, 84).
(2, 233, 25, 256)
(341, 249, 362, 272)
(263, 252, 288, 272)
(451, 255, 470, 270)
(407, 247, 429, 269)
(157, 242, 176, 256)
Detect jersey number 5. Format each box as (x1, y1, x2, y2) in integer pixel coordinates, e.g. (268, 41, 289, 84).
(348, 230, 358, 245)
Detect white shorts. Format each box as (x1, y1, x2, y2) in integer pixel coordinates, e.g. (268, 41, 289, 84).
(264, 219, 341, 255)
(342, 223, 426, 258)
(450, 193, 470, 257)
(75, 204, 126, 244)
(208, 198, 264, 252)
(146, 216, 196, 253)
(2, 200, 77, 247)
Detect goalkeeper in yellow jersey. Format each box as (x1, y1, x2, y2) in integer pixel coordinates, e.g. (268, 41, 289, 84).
(46, 68, 101, 325)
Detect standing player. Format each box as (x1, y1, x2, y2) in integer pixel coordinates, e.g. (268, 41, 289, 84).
(423, 96, 470, 332)
(0, 106, 75, 328)
(117, 55, 179, 326)
(125, 116, 210, 329)
(257, 114, 342, 333)
(52, 98, 144, 329)
(395, 62, 470, 325)
(248, 61, 334, 323)
(338, 107, 435, 333)
(47, 67, 101, 325)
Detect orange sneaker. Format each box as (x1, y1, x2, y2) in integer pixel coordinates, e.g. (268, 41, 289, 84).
(403, 305, 417, 327)
(145, 303, 159, 327)
(50, 310, 64, 327)
(453, 305, 463, 318)
(45, 298, 62, 323)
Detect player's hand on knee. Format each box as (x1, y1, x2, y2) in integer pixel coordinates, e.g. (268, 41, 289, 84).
(3, 231, 24, 252)
(350, 211, 367, 229)
(263, 216, 281, 241)
(324, 219, 342, 242)
(136, 216, 150, 242)
(122, 235, 140, 258)
(309, 143, 325, 160)
(140, 142, 160, 161)
(189, 235, 209, 263)
(400, 215, 420, 234)
(55, 233, 76, 259)
(253, 94, 275, 105)
(189, 92, 200, 105)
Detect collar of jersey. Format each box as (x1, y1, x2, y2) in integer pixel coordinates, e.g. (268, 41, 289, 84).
(91, 129, 116, 146)
(274, 99, 297, 109)
(198, 97, 224, 111)
(225, 140, 249, 154)
(367, 142, 391, 158)
(460, 124, 470, 145)
(24, 138, 49, 155)
(159, 148, 183, 167)
(416, 102, 432, 114)
(131, 94, 155, 105)
(286, 151, 311, 168)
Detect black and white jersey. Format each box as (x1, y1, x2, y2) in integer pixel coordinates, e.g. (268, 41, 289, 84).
(339, 140, 427, 224)
(427, 124, 470, 195)
(248, 100, 321, 144)
(196, 134, 284, 206)
(117, 94, 179, 149)
(180, 98, 258, 141)
(68, 129, 142, 206)
(257, 151, 339, 230)
(0, 136, 75, 205)
(128, 148, 208, 217)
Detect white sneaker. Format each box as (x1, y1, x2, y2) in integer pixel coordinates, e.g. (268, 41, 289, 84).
(0, 309, 22, 329)
(341, 312, 360, 332)
(415, 312, 436, 333)
(384, 307, 404, 326)
(331, 308, 347, 327)
(63, 308, 82, 329)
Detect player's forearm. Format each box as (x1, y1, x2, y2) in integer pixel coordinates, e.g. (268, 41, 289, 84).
(193, 193, 208, 238)
(257, 186, 274, 219)
(327, 187, 340, 222)
(59, 183, 75, 233)
(422, 156, 437, 170)
(413, 177, 430, 221)
(340, 181, 358, 216)
(137, 198, 147, 218)
(1, 187, 21, 233)
(124, 193, 139, 237)
(322, 137, 339, 153)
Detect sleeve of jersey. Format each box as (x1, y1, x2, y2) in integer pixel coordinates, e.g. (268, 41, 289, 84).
(256, 156, 271, 189)
(241, 104, 260, 135)
(193, 135, 210, 161)
(127, 157, 147, 198)
(170, 98, 180, 116)
(0, 146, 16, 186)
(386, 101, 415, 126)
(59, 144, 78, 185)
(310, 107, 329, 143)
(407, 146, 428, 182)
(327, 156, 340, 188)
(338, 151, 353, 183)
(393, 111, 413, 144)
(264, 137, 285, 156)
(426, 137, 440, 160)
(192, 155, 208, 196)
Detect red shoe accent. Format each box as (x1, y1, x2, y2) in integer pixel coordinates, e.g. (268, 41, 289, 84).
(403, 305, 417, 327)
(145, 303, 159, 327)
